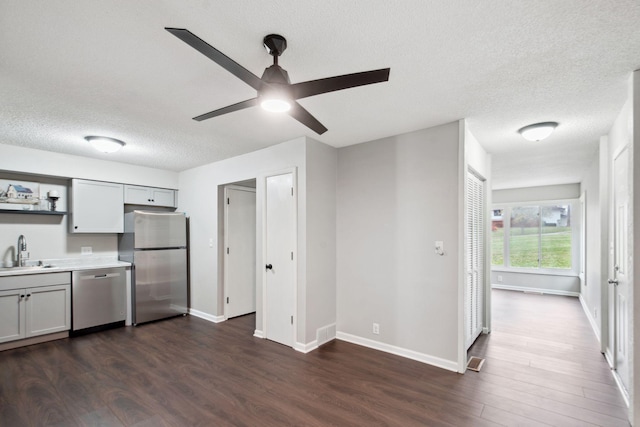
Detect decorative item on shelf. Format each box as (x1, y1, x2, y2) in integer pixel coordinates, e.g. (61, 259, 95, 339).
(48, 190, 60, 212)
(0, 179, 40, 211)
(38, 196, 49, 211)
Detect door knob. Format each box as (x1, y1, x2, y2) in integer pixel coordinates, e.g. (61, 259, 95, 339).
(265, 264, 273, 270)
(608, 279, 619, 285)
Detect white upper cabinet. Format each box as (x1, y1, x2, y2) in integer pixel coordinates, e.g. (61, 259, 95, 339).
(70, 179, 124, 233)
(124, 185, 176, 207)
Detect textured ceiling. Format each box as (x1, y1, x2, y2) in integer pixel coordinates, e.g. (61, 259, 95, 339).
(1, 1, 639, 189)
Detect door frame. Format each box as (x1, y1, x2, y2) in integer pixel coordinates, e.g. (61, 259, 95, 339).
(259, 167, 298, 348)
(223, 184, 257, 320)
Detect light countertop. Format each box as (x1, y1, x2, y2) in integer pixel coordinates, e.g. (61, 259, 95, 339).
(0, 257, 131, 277)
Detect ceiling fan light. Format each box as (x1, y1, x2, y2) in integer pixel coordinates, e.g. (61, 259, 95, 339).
(85, 136, 126, 153)
(260, 98, 291, 113)
(518, 122, 558, 141)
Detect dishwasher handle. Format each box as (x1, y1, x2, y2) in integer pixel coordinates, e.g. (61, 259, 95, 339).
(80, 272, 122, 280)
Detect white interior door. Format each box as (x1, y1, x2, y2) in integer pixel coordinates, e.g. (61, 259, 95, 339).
(264, 172, 295, 347)
(611, 146, 630, 391)
(224, 186, 256, 319)
(465, 170, 485, 349)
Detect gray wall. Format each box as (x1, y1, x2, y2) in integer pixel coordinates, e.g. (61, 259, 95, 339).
(336, 121, 461, 368)
(305, 139, 337, 344)
(179, 137, 338, 349)
(179, 138, 306, 336)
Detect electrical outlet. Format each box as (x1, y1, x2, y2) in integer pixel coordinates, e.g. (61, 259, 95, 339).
(81, 246, 92, 255)
(498, 275, 503, 282)
(372, 323, 380, 335)
(209, 238, 213, 248)
(434, 241, 444, 256)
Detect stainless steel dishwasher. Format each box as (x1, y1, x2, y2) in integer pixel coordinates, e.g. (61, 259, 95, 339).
(72, 267, 126, 333)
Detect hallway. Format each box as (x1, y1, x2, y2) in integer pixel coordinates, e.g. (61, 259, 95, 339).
(468, 289, 628, 426)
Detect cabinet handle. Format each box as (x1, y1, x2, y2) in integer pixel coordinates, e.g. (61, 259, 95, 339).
(20, 294, 25, 299)
(26, 293, 31, 298)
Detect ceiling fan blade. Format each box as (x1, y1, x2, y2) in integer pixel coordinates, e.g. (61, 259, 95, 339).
(289, 68, 390, 100)
(193, 98, 259, 121)
(288, 102, 328, 135)
(165, 27, 264, 91)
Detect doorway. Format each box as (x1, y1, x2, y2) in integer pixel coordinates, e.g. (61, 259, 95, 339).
(223, 183, 257, 320)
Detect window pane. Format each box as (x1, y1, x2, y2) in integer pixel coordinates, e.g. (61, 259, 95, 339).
(509, 206, 539, 268)
(491, 209, 504, 266)
(540, 205, 572, 269)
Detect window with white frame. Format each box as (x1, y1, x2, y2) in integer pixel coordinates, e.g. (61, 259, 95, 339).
(492, 202, 574, 271)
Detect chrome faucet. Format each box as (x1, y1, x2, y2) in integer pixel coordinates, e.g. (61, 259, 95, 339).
(17, 235, 29, 267)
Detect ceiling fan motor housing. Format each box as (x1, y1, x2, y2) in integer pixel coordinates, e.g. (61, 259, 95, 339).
(261, 64, 291, 85)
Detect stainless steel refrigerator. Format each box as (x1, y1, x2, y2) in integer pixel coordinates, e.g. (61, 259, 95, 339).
(118, 208, 188, 325)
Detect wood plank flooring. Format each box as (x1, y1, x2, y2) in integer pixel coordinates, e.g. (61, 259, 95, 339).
(0, 289, 629, 426)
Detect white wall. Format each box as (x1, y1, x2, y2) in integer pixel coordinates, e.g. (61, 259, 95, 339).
(0, 144, 178, 264)
(580, 148, 602, 337)
(336, 121, 461, 370)
(493, 183, 580, 204)
(0, 144, 178, 188)
(304, 138, 337, 344)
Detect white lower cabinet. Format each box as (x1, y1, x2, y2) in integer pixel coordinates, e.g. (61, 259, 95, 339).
(0, 288, 25, 342)
(0, 274, 71, 345)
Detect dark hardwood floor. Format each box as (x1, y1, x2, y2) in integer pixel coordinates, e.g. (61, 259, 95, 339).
(0, 290, 629, 426)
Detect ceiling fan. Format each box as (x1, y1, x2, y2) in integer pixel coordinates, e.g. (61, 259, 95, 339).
(165, 28, 391, 135)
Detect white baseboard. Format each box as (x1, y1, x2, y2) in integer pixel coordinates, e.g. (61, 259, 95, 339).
(295, 341, 318, 353)
(611, 368, 630, 408)
(578, 294, 601, 342)
(492, 284, 579, 297)
(254, 330, 264, 339)
(336, 331, 458, 373)
(188, 308, 225, 323)
(604, 348, 614, 368)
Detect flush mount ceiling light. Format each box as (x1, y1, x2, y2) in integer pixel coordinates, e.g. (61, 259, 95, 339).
(85, 136, 125, 153)
(518, 122, 558, 142)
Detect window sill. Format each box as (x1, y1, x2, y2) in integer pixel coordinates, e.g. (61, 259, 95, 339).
(491, 267, 578, 278)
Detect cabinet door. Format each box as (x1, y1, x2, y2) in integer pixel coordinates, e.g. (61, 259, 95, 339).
(0, 289, 25, 343)
(124, 185, 152, 205)
(151, 188, 175, 207)
(25, 285, 71, 337)
(71, 179, 124, 233)
(125, 185, 175, 207)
